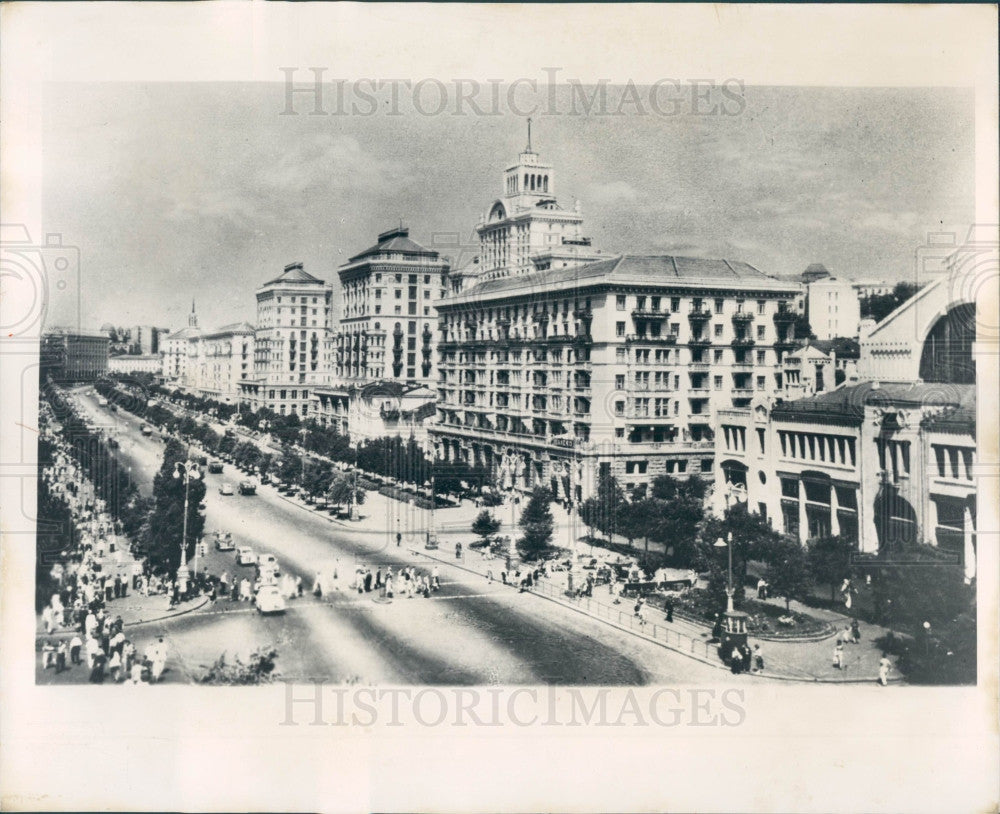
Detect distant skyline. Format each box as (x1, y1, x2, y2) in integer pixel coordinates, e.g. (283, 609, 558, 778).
(42, 83, 974, 331)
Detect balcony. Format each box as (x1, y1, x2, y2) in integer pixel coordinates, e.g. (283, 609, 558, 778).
(689, 361, 710, 371)
(573, 307, 592, 320)
(732, 358, 753, 368)
(688, 307, 711, 321)
(731, 312, 755, 325)
(731, 388, 754, 399)
(774, 339, 798, 352)
(632, 308, 669, 319)
(688, 337, 712, 347)
(731, 336, 756, 349)
(625, 334, 677, 345)
(773, 307, 797, 325)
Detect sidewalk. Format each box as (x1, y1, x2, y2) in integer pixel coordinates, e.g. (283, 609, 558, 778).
(250, 481, 902, 683)
(37, 592, 210, 641)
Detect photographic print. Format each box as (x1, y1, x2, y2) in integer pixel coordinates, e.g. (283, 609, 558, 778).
(2, 4, 997, 812)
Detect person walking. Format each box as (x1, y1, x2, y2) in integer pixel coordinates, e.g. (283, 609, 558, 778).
(296, 575, 304, 598)
(850, 618, 861, 644)
(730, 646, 742, 674)
(69, 634, 83, 666)
(833, 642, 845, 670)
(742, 645, 752, 674)
(55, 640, 68, 674)
(878, 652, 891, 686)
(150, 638, 167, 683)
(753, 644, 764, 673)
(664, 599, 674, 623)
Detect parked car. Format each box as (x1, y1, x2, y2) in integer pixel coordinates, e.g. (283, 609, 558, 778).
(214, 531, 235, 551)
(238, 479, 257, 496)
(140, 425, 152, 436)
(236, 547, 256, 566)
(255, 584, 286, 614)
(219, 482, 235, 496)
(208, 460, 224, 474)
(97, 396, 109, 407)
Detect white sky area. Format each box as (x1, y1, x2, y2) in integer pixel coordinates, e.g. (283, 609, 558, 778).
(42, 83, 974, 331)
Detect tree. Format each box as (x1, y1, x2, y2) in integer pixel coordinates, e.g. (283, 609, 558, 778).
(471, 510, 502, 546)
(792, 312, 815, 341)
(699, 504, 782, 604)
(807, 534, 856, 602)
(765, 538, 812, 611)
(142, 438, 207, 576)
(517, 486, 555, 561)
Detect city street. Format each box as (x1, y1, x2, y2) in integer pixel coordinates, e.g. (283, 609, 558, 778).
(41, 386, 740, 686)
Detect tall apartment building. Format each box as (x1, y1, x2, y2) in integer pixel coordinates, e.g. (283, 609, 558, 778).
(806, 275, 861, 339)
(40, 329, 110, 382)
(433, 256, 800, 499)
(161, 301, 201, 381)
(460, 129, 603, 289)
(333, 226, 449, 386)
(185, 322, 255, 403)
(238, 262, 334, 417)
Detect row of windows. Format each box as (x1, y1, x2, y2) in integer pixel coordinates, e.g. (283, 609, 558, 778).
(932, 444, 975, 481)
(616, 295, 771, 314)
(614, 321, 772, 340)
(778, 431, 857, 467)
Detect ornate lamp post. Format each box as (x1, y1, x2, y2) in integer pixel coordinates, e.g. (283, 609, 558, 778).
(713, 530, 747, 663)
(714, 531, 735, 612)
(172, 459, 201, 596)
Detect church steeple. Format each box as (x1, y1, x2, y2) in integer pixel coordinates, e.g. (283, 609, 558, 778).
(188, 298, 198, 328)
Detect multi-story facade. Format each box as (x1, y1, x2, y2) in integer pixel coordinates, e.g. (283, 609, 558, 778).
(131, 325, 168, 355)
(466, 135, 603, 287)
(806, 275, 861, 339)
(40, 329, 110, 382)
(333, 227, 449, 387)
(107, 354, 162, 376)
(161, 301, 201, 381)
(238, 262, 334, 417)
(185, 322, 254, 403)
(433, 255, 800, 498)
(713, 383, 976, 566)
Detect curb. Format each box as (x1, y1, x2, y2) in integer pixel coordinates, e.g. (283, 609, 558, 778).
(121, 594, 211, 627)
(413, 546, 898, 685)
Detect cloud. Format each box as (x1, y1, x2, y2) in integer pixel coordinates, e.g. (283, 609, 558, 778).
(585, 180, 640, 207)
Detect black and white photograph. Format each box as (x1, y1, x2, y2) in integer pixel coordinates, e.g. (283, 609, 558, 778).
(1, 3, 997, 812)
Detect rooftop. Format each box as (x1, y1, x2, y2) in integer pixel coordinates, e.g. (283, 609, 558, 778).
(772, 381, 975, 424)
(263, 262, 324, 287)
(347, 227, 441, 263)
(446, 254, 798, 305)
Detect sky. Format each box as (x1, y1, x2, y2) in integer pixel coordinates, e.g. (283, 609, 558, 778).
(41, 82, 974, 331)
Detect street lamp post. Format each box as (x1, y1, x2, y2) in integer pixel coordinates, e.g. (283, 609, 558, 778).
(714, 531, 735, 613)
(172, 458, 201, 597)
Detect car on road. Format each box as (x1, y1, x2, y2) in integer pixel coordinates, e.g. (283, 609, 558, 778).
(219, 482, 235, 496)
(140, 425, 153, 436)
(238, 479, 257, 496)
(255, 584, 286, 614)
(214, 531, 235, 551)
(236, 547, 256, 566)
(208, 459, 224, 474)
(97, 396, 109, 407)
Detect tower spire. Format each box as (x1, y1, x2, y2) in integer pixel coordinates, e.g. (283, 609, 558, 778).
(526, 117, 533, 152)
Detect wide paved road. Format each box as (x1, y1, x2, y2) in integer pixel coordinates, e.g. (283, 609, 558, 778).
(61, 386, 737, 686)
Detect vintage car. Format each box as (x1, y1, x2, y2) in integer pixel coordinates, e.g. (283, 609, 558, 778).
(214, 531, 235, 552)
(238, 479, 257, 496)
(255, 584, 286, 615)
(208, 459, 224, 474)
(236, 547, 256, 566)
(219, 482, 235, 496)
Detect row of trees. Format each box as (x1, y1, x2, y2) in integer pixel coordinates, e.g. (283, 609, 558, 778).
(860, 281, 920, 323)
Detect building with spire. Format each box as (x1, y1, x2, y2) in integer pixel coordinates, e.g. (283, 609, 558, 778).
(430, 132, 800, 500)
(455, 121, 603, 290)
(160, 299, 202, 381)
